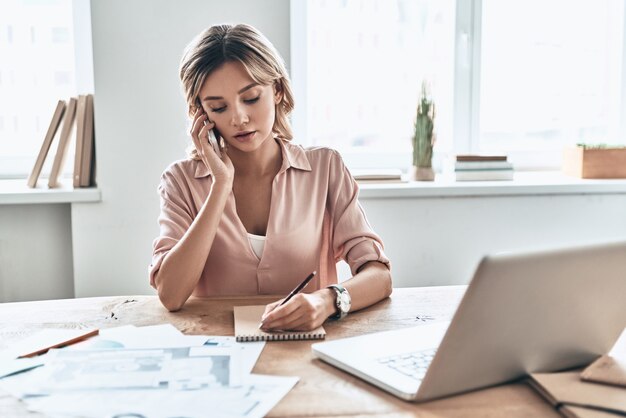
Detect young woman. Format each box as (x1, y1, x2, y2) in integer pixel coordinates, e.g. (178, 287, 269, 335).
(150, 24, 391, 331)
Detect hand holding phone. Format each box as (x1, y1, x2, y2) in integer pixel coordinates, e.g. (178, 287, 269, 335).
(190, 107, 234, 185)
(207, 128, 222, 158)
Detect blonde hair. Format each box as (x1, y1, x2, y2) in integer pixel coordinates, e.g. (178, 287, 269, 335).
(179, 24, 295, 159)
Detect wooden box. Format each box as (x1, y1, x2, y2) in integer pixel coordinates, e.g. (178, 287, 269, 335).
(562, 146, 626, 179)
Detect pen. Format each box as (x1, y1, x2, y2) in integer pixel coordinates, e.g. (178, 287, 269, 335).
(260, 271, 317, 327)
(278, 271, 317, 308)
(17, 329, 100, 358)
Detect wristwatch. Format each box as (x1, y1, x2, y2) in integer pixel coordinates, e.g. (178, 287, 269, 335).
(327, 284, 351, 320)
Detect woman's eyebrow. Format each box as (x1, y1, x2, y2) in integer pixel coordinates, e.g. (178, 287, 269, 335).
(202, 83, 259, 102)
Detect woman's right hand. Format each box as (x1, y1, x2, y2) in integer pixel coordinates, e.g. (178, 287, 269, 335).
(190, 108, 234, 187)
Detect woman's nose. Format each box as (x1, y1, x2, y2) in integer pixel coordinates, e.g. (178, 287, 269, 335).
(230, 104, 249, 127)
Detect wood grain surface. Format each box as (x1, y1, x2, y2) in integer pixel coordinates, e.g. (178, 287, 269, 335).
(0, 287, 559, 417)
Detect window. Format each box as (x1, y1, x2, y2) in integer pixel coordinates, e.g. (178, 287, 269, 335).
(0, 0, 93, 179)
(292, 0, 456, 170)
(478, 0, 625, 168)
(292, 0, 626, 171)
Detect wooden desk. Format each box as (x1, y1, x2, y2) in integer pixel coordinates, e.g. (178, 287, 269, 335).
(0, 287, 559, 417)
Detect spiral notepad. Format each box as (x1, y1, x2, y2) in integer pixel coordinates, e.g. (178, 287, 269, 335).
(233, 305, 326, 342)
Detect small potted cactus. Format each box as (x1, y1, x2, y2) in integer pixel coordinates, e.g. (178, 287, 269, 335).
(411, 81, 436, 181)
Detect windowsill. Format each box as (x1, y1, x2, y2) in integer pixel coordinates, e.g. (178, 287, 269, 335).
(0, 179, 101, 205)
(357, 171, 626, 199)
(1, 172, 625, 204)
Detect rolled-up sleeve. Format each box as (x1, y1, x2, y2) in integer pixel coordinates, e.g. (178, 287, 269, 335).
(148, 168, 195, 288)
(327, 151, 390, 275)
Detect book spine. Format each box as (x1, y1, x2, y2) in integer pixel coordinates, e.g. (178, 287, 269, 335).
(455, 170, 514, 181)
(455, 161, 513, 170)
(79, 94, 94, 187)
(48, 97, 78, 188)
(456, 155, 508, 162)
(73, 95, 87, 187)
(27, 100, 66, 188)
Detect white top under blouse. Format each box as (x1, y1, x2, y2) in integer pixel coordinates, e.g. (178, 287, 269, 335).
(247, 233, 266, 259)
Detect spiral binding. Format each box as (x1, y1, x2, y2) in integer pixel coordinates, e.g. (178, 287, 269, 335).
(236, 333, 325, 342)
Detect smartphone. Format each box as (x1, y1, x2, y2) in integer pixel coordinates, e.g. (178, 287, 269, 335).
(207, 128, 222, 158)
(203, 114, 222, 158)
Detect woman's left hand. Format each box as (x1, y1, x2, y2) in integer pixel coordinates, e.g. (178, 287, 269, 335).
(260, 290, 335, 332)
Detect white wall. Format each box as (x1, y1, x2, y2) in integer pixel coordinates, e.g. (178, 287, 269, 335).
(1, 0, 626, 302)
(359, 194, 626, 287)
(0, 204, 74, 302)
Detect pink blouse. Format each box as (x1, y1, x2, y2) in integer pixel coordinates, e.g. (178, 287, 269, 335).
(149, 139, 390, 296)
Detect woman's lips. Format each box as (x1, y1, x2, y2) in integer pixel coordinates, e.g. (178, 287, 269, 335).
(234, 131, 256, 142)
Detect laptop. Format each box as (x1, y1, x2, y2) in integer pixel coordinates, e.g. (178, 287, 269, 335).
(312, 240, 626, 402)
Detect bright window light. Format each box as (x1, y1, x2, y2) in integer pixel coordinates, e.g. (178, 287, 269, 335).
(479, 0, 625, 168)
(0, 0, 77, 178)
(302, 0, 456, 170)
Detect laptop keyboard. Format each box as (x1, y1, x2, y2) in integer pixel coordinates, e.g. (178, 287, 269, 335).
(377, 348, 436, 381)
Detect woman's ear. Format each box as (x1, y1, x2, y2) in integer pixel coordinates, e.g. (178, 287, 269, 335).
(274, 81, 284, 105)
(189, 99, 201, 118)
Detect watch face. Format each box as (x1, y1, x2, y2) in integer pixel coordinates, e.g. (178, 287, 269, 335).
(339, 291, 351, 312)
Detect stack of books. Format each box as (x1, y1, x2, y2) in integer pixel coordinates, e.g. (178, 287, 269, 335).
(26, 94, 96, 189)
(454, 155, 513, 181)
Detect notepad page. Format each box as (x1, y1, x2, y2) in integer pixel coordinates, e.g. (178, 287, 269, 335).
(233, 305, 326, 342)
